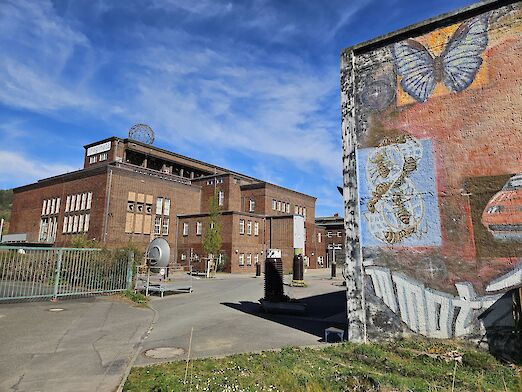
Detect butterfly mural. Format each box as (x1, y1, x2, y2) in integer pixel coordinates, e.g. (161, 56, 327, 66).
(392, 16, 489, 103)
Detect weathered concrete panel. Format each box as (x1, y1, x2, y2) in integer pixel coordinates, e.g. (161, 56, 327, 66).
(342, 1, 522, 342)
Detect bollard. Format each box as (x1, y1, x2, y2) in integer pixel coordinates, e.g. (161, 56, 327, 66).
(255, 262, 261, 277)
(331, 261, 337, 278)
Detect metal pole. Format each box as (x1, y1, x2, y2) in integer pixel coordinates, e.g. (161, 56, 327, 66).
(0, 218, 4, 242)
(126, 250, 134, 289)
(52, 249, 63, 301)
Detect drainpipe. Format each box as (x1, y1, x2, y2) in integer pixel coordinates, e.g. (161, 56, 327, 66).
(103, 167, 113, 243)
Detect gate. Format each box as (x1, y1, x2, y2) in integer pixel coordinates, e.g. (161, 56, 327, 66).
(0, 247, 133, 301)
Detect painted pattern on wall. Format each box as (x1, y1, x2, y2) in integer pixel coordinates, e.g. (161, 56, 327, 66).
(345, 2, 522, 340)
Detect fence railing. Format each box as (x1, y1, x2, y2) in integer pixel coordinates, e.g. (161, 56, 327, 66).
(0, 247, 133, 301)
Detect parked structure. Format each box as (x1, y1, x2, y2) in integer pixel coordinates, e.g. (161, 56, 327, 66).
(8, 136, 325, 273)
(341, 0, 522, 350)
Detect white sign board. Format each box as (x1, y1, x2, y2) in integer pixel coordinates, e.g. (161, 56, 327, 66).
(293, 215, 305, 250)
(87, 141, 112, 156)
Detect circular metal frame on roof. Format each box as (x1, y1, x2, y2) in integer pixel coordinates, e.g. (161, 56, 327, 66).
(129, 124, 155, 145)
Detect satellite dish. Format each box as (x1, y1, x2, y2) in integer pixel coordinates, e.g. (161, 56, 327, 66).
(129, 124, 155, 145)
(146, 238, 170, 268)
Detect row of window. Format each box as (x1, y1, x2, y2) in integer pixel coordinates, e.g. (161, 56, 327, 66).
(42, 197, 61, 216)
(39, 217, 58, 242)
(65, 192, 93, 213)
(63, 214, 90, 234)
(182, 221, 215, 236)
(239, 219, 259, 236)
(271, 199, 307, 217)
(154, 216, 169, 236)
(238, 253, 260, 266)
(89, 152, 108, 164)
(317, 231, 343, 243)
(206, 178, 224, 185)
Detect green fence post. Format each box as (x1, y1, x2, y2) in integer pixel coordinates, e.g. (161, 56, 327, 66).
(126, 251, 134, 290)
(52, 249, 63, 301)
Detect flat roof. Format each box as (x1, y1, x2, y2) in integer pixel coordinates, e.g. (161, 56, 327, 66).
(342, 0, 516, 54)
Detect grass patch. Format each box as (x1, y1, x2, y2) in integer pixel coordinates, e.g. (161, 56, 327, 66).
(123, 338, 521, 391)
(120, 289, 148, 305)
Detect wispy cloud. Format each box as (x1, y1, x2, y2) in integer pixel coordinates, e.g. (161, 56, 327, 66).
(0, 151, 77, 185)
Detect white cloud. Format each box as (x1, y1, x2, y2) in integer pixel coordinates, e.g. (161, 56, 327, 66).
(0, 151, 77, 188)
(0, 0, 93, 112)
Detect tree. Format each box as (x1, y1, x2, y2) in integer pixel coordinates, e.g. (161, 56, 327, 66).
(203, 189, 222, 268)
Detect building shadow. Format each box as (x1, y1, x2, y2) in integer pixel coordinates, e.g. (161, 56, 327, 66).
(222, 290, 347, 342)
(478, 287, 522, 364)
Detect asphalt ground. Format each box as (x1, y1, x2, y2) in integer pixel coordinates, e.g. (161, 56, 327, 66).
(0, 269, 346, 391)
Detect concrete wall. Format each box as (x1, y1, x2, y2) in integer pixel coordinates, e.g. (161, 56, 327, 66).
(342, 1, 522, 341)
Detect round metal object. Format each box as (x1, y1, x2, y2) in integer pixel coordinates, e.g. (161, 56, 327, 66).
(48, 308, 64, 312)
(129, 124, 155, 145)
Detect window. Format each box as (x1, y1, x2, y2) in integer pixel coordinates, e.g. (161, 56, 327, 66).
(46, 199, 51, 215)
(207, 180, 213, 185)
(254, 222, 259, 236)
(86, 192, 92, 210)
(246, 254, 252, 266)
(317, 233, 322, 243)
(156, 197, 163, 215)
(39, 218, 49, 242)
(79, 214, 85, 232)
(84, 214, 90, 232)
(71, 195, 76, 211)
(68, 215, 73, 233)
(247, 221, 252, 235)
(254, 254, 259, 264)
(196, 221, 202, 235)
(162, 217, 169, 235)
(65, 196, 71, 212)
(337, 231, 342, 237)
(63, 216, 68, 234)
(183, 222, 189, 236)
(99, 152, 108, 161)
(303, 207, 306, 218)
(272, 199, 277, 210)
(73, 215, 79, 233)
(81, 193, 87, 210)
(146, 203, 152, 214)
(239, 253, 244, 266)
(136, 202, 144, 213)
(295, 205, 299, 214)
(89, 155, 97, 164)
(239, 219, 245, 235)
(75, 194, 81, 211)
(218, 190, 225, 206)
(327, 231, 332, 238)
(249, 199, 255, 212)
(56, 198, 61, 213)
(286, 203, 290, 213)
(163, 198, 171, 216)
(50, 199, 56, 215)
(318, 256, 324, 266)
(181, 253, 187, 261)
(154, 216, 162, 235)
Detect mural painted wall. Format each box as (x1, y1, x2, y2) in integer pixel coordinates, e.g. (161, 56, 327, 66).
(342, 1, 522, 344)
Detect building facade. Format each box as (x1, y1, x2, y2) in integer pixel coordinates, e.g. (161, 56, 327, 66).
(9, 136, 324, 273)
(315, 214, 345, 268)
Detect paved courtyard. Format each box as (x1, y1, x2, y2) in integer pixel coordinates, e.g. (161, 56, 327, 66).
(0, 269, 346, 391)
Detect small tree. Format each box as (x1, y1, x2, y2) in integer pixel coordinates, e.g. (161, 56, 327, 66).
(203, 189, 222, 269)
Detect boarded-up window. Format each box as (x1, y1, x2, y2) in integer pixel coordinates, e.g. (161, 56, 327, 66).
(134, 214, 143, 234)
(125, 213, 134, 233)
(143, 215, 152, 235)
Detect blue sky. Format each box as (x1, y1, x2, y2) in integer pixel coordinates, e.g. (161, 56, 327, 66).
(0, 0, 476, 216)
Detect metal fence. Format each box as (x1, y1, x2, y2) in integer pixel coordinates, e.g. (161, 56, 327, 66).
(0, 247, 133, 301)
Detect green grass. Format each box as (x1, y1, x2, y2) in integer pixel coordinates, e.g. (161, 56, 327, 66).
(124, 338, 521, 391)
(121, 289, 148, 305)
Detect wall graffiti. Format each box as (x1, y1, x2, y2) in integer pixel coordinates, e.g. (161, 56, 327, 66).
(343, 2, 522, 343)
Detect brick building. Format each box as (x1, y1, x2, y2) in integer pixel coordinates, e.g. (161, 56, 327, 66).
(315, 214, 345, 268)
(8, 136, 326, 273)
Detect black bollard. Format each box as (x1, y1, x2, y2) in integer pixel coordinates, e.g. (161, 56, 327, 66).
(255, 262, 261, 277)
(331, 261, 337, 278)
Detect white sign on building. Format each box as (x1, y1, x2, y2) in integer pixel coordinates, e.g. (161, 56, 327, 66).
(87, 141, 112, 156)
